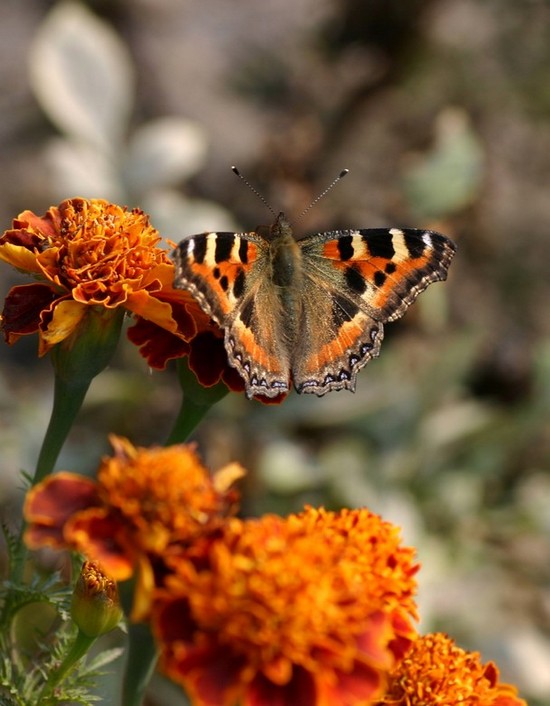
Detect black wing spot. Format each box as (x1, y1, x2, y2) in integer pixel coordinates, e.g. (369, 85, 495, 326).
(385, 262, 397, 275)
(404, 232, 427, 259)
(363, 231, 395, 259)
(193, 237, 207, 265)
(219, 275, 229, 291)
(345, 265, 367, 295)
(238, 238, 249, 264)
(373, 270, 386, 288)
(233, 269, 246, 299)
(215, 234, 235, 263)
(337, 236, 354, 261)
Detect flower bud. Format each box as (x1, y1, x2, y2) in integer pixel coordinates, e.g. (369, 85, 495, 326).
(71, 561, 123, 638)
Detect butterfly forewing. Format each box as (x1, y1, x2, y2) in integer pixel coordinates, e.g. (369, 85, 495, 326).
(300, 227, 457, 322)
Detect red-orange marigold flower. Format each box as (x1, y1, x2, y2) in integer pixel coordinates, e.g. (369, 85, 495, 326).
(378, 632, 527, 706)
(1, 198, 182, 350)
(0, 197, 249, 393)
(153, 506, 419, 706)
(24, 436, 245, 587)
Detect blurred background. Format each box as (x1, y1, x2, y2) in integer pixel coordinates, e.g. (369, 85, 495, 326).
(1, 1, 549, 704)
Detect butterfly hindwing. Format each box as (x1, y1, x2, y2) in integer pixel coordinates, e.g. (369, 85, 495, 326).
(292, 264, 384, 395)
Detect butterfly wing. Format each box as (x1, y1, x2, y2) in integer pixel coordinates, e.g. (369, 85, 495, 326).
(173, 231, 292, 398)
(293, 227, 456, 395)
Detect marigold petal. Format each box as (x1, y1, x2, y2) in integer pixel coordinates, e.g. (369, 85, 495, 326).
(125, 289, 182, 331)
(317, 662, 385, 706)
(127, 289, 208, 368)
(1, 284, 60, 344)
(39, 298, 87, 352)
(129, 555, 158, 622)
(353, 611, 397, 669)
(0, 240, 42, 272)
(188, 329, 250, 396)
(188, 331, 232, 387)
(163, 639, 246, 706)
(212, 463, 247, 494)
(246, 669, 316, 706)
(140, 261, 177, 289)
(222, 361, 248, 395)
(155, 596, 196, 644)
(24, 472, 99, 549)
(65, 508, 134, 580)
(127, 317, 189, 369)
(13, 207, 61, 238)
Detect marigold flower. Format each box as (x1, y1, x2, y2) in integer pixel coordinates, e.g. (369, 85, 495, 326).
(378, 632, 527, 706)
(153, 506, 419, 706)
(1, 198, 177, 350)
(24, 435, 244, 594)
(0, 197, 249, 394)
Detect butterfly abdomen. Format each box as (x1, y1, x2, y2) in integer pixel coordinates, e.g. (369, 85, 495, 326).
(269, 221, 304, 346)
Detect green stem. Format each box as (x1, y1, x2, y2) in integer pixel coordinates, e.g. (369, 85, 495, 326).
(39, 629, 96, 705)
(121, 622, 158, 706)
(34, 375, 91, 485)
(33, 306, 124, 484)
(165, 392, 214, 444)
(10, 375, 91, 588)
(166, 357, 229, 444)
(14, 307, 124, 585)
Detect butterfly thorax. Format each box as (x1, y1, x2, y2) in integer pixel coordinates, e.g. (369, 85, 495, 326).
(268, 213, 301, 286)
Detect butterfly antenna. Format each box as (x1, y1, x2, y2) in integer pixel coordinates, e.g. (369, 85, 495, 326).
(295, 169, 349, 222)
(231, 166, 278, 219)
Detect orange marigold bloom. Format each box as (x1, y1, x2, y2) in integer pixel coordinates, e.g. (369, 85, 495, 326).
(0, 198, 184, 351)
(153, 506, 419, 706)
(24, 436, 245, 590)
(378, 632, 527, 706)
(0, 197, 244, 392)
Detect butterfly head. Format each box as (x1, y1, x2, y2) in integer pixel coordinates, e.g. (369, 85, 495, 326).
(253, 212, 293, 243)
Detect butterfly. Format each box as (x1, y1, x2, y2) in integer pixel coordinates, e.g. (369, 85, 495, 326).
(173, 213, 456, 399)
